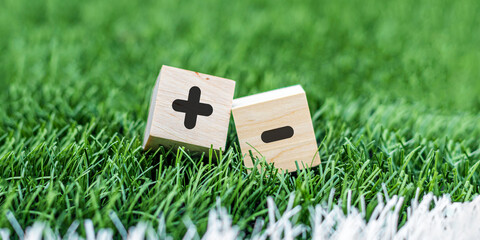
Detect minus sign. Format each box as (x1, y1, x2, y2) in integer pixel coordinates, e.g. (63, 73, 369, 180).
(261, 126, 294, 143)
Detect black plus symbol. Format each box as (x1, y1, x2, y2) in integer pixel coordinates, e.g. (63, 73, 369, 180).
(172, 86, 213, 129)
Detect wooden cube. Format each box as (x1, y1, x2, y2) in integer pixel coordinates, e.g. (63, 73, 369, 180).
(143, 65, 236, 152)
(232, 85, 320, 171)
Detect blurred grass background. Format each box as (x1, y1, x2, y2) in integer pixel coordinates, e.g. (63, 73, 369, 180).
(1, 0, 480, 237)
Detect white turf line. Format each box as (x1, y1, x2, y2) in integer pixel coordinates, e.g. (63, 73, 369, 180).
(2, 187, 480, 240)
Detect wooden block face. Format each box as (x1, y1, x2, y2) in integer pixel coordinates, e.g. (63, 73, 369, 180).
(143, 65, 235, 152)
(232, 85, 320, 171)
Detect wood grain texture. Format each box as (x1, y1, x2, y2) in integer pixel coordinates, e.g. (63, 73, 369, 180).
(143, 65, 235, 152)
(232, 85, 320, 171)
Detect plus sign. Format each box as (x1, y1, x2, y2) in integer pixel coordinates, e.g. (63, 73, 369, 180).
(172, 86, 213, 129)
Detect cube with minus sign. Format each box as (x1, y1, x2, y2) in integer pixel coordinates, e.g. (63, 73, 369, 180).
(231, 85, 320, 172)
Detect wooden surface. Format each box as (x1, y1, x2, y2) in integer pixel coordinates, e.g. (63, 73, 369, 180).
(143, 65, 236, 152)
(232, 85, 320, 171)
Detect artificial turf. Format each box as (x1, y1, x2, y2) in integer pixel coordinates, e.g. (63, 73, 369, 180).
(1, 0, 480, 238)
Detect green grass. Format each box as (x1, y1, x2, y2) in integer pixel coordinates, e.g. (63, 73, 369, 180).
(1, 0, 480, 237)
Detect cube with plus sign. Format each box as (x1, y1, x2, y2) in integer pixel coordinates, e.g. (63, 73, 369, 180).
(232, 85, 320, 172)
(143, 65, 236, 152)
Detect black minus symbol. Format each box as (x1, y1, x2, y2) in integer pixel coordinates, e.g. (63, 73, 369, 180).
(261, 126, 294, 143)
